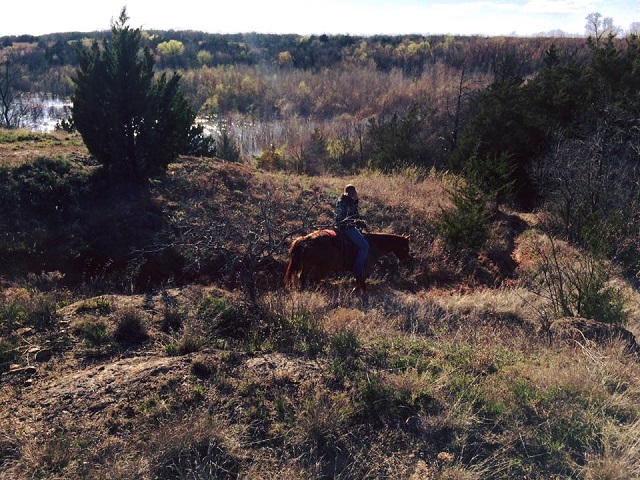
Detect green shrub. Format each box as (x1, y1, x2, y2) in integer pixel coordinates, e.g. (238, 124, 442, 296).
(330, 329, 359, 356)
(17, 158, 91, 224)
(72, 8, 195, 184)
(197, 296, 235, 320)
(364, 104, 430, 172)
(184, 124, 216, 157)
(255, 146, 287, 171)
(0, 166, 18, 212)
(436, 178, 494, 251)
(279, 311, 325, 356)
(580, 210, 640, 282)
(0, 301, 26, 331)
(216, 127, 241, 162)
(355, 373, 396, 419)
(0, 292, 58, 331)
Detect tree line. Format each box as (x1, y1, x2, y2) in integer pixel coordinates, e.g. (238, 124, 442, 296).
(0, 26, 603, 102)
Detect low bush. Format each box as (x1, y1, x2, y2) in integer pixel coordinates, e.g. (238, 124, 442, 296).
(25, 294, 59, 330)
(149, 418, 241, 480)
(160, 306, 186, 333)
(196, 295, 252, 338)
(113, 308, 148, 344)
(73, 319, 109, 349)
(164, 324, 205, 356)
(0, 290, 58, 332)
(521, 232, 628, 325)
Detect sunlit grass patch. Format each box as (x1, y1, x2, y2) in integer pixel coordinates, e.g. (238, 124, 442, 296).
(0, 129, 43, 144)
(74, 296, 112, 315)
(0, 129, 87, 168)
(583, 419, 640, 480)
(352, 168, 453, 221)
(424, 286, 543, 327)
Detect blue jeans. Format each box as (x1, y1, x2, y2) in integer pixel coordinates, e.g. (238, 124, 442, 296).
(344, 227, 369, 278)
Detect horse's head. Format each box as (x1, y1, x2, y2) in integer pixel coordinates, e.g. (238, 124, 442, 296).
(368, 233, 410, 262)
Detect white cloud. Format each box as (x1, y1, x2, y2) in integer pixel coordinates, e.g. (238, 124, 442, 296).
(523, 0, 598, 15)
(431, 1, 519, 15)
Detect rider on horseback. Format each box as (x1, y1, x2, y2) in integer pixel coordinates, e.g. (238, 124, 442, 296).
(335, 184, 369, 283)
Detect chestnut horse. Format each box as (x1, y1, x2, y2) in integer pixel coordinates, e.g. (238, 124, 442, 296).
(284, 230, 410, 289)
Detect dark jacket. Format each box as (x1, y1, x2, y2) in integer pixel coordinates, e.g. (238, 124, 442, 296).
(335, 194, 361, 230)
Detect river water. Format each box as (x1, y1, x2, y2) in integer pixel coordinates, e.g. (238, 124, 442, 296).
(22, 96, 71, 133)
(28, 98, 325, 159)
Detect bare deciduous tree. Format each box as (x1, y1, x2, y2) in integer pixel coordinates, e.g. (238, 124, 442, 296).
(532, 115, 640, 277)
(585, 12, 622, 43)
(0, 52, 29, 129)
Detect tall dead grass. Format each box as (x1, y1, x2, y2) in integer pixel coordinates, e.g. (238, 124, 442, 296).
(353, 168, 454, 222)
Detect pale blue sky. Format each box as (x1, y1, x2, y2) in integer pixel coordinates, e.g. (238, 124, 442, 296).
(2, 0, 639, 37)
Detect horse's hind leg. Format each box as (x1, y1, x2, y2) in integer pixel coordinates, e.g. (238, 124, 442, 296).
(301, 266, 324, 289)
(299, 266, 310, 290)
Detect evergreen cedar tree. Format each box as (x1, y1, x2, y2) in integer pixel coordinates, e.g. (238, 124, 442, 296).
(71, 8, 195, 184)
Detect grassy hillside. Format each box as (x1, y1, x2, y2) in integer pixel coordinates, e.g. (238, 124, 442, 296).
(1, 131, 640, 479)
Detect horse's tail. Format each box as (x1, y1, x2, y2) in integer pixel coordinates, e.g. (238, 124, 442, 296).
(284, 239, 303, 288)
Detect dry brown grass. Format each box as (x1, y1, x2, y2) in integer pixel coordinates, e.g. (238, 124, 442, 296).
(422, 286, 545, 325)
(353, 168, 454, 222)
(583, 419, 640, 480)
(4, 281, 640, 479)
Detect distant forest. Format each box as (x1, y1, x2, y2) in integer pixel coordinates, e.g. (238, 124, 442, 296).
(1, 30, 592, 110)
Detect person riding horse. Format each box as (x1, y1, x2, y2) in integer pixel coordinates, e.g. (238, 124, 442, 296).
(335, 184, 369, 283)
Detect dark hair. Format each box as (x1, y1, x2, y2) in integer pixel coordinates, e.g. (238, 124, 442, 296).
(344, 184, 356, 195)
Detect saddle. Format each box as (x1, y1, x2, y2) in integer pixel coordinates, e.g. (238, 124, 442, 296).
(322, 229, 359, 267)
